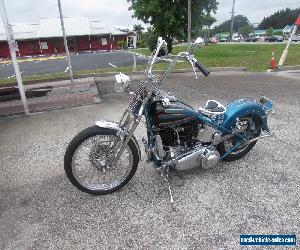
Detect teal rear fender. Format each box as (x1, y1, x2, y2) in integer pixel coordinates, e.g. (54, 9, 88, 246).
(222, 99, 270, 132)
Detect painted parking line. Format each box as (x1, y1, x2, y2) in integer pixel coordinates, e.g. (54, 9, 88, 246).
(0, 55, 66, 65)
(6, 71, 24, 79)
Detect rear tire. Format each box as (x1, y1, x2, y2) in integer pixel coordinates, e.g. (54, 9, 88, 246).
(64, 126, 139, 195)
(217, 116, 261, 162)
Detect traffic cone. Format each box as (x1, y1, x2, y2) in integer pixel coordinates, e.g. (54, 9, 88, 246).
(270, 49, 276, 69)
(295, 15, 300, 25)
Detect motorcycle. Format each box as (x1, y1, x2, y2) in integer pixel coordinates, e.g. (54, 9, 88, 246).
(64, 38, 274, 203)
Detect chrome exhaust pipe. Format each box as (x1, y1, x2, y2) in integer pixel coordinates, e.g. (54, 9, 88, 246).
(248, 133, 273, 144)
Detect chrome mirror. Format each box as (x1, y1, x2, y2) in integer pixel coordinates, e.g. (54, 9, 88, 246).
(114, 73, 131, 92)
(157, 37, 168, 57)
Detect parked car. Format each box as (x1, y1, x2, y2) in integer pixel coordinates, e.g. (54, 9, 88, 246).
(232, 35, 241, 42)
(244, 37, 258, 42)
(203, 37, 217, 45)
(292, 34, 300, 42)
(172, 38, 179, 45)
(219, 37, 228, 42)
(194, 37, 204, 44)
(266, 35, 284, 42)
(208, 36, 218, 44)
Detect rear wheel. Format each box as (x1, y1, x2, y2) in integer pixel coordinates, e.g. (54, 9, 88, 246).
(217, 116, 261, 161)
(64, 126, 139, 195)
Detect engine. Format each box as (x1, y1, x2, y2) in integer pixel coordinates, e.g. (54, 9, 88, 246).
(150, 99, 199, 147)
(149, 99, 220, 170)
(158, 120, 199, 147)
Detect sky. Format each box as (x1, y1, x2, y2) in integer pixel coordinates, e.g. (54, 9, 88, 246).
(1, 0, 300, 28)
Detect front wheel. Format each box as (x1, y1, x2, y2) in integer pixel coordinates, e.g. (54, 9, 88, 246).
(217, 115, 262, 162)
(64, 126, 139, 195)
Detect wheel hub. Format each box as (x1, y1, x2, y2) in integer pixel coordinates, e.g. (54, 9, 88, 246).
(89, 143, 111, 172)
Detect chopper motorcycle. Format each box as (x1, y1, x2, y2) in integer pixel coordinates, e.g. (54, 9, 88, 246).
(64, 38, 273, 203)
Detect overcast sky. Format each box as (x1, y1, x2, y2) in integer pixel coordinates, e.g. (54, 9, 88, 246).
(2, 0, 300, 27)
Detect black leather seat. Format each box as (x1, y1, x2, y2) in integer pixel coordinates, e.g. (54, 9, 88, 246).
(205, 100, 226, 112)
(198, 100, 226, 115)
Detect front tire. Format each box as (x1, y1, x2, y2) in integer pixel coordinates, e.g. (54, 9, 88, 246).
(64, 126, 139, 195)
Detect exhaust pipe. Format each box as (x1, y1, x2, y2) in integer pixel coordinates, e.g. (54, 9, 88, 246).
(247, 133, 273, 144)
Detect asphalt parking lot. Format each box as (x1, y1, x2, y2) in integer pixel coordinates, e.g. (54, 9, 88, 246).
(0, 51, 147, 78)
(0, 71, 299, 249)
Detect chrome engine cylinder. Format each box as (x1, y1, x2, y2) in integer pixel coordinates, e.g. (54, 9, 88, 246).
(174, 146, 220, 171)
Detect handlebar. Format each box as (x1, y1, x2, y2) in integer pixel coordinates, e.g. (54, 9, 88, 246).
(147, 39, 210, 82)
(185, 53, 210, 78)
(194, 61, 210, 77)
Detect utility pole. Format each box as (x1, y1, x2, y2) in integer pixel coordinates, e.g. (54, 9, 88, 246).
(0, 0, 29, 114)
(132, 34, 137, 72)
(230, 0, 235, 41)
(57, 0, 74, 82)
(188, 0, 191, 49)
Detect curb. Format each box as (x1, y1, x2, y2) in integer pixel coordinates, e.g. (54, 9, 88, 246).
(90, 67, 247, 77)
(0, 67, 247, 88)
(267, 65, 300, 72)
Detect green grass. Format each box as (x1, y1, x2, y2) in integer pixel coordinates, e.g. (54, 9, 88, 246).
(1, 44, 299, 86)
(147, 44, 300, 72)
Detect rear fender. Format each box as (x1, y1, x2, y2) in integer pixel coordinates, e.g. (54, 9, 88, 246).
(95, 121, 141, 159)
(222, 99, 270, 132)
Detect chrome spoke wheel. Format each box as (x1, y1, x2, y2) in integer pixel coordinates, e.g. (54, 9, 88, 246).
(224, 117, 257, 154)
(218, 116, 261, 161)
(71, 134, 133, 191)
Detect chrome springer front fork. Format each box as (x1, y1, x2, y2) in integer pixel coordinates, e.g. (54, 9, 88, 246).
(107, 109, 140, 168)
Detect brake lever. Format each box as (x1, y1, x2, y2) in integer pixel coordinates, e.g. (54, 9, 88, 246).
(191, 61, 198, 80)
(186, 55, 198, 80)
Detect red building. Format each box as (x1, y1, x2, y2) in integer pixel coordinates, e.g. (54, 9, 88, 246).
(0, 17, 132, 59)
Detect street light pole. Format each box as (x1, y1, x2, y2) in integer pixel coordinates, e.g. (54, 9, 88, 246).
(0, 0, 29, 114)
(188, 0, 191, 50)
(230, 0, 235, 41)
(57, 0, 74, 82)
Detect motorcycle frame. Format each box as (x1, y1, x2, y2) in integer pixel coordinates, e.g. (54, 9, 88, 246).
(104, 39, 273, 168)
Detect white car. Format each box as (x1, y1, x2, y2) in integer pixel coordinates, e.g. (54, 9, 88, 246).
(292, 35, 300, 42)
(232, 36, 241, 42)
(219, 37, 228, 42)
(194, 37, 204, 44)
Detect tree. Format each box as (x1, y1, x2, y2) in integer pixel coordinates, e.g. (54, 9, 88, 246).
(258, 8, 300, 29)
(117, 40, 126, 50)
(144, 27, 159, 52)
(133, 24, 144, 41)
(239, 25, 254, 38)
(266, 28, 273, 36)
(213, 20, 231, 34)
(213, 15, 250, 34)
(203, 15, 216, 38)
(127, 0, 218, 52)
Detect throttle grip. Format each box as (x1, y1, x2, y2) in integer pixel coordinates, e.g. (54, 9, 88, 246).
(195, 61, 210, 77)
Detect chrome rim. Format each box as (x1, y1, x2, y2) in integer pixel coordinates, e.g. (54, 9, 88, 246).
(71, 134, 133, 191)
(224, 117, 259, 155)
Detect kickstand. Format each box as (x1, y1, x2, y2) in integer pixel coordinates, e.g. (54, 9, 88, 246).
(160, 165, 175, 208)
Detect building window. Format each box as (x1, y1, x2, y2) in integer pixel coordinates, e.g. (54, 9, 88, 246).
(101, 38, 107, 45)
(67, 39, 74, 47)
(97, 37, 108, 46)
(41, 42, 48, 50)
(30, 42, 39, 51)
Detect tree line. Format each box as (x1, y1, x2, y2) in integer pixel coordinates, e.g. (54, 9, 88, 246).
(258, 8, 300, 29)
(128, 1, 299, 51)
